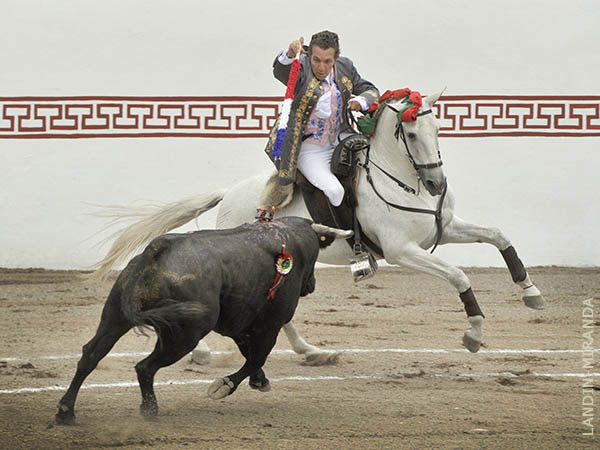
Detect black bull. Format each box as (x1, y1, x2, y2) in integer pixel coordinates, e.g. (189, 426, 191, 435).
(56, 217, 350, 424)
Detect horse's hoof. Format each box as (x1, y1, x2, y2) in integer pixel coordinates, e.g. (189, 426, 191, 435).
(191, 342, 211, 365)
(463, 315, 483, 353)
(207, 377, 234, 400)
(301, 351, 340, 366)
(524, 295, 546, 310)
(463, 331, 481, 353)
(250, 379, 271, 392)
(191, 348, 211, 365)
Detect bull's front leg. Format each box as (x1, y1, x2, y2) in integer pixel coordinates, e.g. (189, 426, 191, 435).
(207, 326, 279, 400)
(230, 335, 271, 392)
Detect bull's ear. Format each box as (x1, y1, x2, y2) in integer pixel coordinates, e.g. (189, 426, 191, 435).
(311, 223, 353, 248)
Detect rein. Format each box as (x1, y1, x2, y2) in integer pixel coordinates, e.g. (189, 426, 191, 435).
(358, 97, 447, 254)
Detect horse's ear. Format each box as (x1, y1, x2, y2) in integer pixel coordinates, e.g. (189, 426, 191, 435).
(423, 90, 445, 108)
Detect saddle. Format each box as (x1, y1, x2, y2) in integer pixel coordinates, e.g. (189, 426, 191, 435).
(258, 134, 384, 260)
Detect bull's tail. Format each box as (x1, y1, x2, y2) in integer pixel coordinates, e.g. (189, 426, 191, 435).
(122, 299, 211, 346)
(124, 300, 208, 341)
(89, 189, 227, 280)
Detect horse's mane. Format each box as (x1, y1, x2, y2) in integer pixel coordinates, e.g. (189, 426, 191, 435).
(370, 96, 411, 135)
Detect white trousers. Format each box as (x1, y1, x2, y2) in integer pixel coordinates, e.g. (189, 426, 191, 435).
(297, 138, 345, 207)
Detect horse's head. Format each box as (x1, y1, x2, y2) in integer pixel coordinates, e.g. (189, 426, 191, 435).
(378, 91, 446, 196)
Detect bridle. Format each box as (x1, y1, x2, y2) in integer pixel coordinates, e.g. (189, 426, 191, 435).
(359, 101, 447, 253)
(386, 103, 443, 171)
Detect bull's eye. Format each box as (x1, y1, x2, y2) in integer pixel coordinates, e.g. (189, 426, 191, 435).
(407, 132, 417, 140)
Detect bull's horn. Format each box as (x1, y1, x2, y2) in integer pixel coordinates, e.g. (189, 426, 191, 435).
(311, 223, 353, 240)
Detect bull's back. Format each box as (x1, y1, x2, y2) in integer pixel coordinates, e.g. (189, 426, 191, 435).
(119, 219, 317, 329)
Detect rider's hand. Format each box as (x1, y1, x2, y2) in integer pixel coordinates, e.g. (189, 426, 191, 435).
(287, 37, 304, 58)
(348, 100, 363, 112)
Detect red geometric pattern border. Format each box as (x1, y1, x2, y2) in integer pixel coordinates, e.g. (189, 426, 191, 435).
(1, 96, 599, 138)
(437, 96, 600, 137)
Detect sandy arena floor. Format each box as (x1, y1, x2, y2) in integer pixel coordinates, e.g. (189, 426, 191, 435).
(0, 266, 598, 449)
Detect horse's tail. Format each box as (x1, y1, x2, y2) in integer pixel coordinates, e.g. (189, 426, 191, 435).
(89, 189, 228, 281)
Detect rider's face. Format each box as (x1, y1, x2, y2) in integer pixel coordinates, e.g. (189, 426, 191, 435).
(310, 46, 337, 80)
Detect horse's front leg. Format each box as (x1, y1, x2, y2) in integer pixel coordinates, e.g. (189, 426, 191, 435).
(391, 244, 485, 353)
(439, 215, 546, 310)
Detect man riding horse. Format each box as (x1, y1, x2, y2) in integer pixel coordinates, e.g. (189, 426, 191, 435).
(263, 30, 379, 252)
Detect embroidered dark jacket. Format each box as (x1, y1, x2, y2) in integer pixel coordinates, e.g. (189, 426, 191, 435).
(265, 53, 379, 185)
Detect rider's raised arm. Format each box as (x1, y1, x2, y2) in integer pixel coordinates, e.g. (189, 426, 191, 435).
(273, 51, 294, 85)
(273, 50, 308, 88)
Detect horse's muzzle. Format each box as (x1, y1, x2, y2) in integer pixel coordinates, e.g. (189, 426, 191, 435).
(419, 168, 447, 196)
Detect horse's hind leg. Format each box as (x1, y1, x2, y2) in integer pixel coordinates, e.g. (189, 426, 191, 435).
(281, 321, 340, 366)
(190, 339, 212, 365)
(391, 244, 485, 353)
(192, 320, 337, 368)
(439, 215, 546, 309)
(56, 318, 130, 424)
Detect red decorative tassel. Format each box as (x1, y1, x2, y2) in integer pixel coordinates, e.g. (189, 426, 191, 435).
(267, 244, 293, 300)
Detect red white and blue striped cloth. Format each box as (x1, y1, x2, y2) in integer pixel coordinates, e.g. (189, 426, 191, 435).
(272, 57, 301, 160)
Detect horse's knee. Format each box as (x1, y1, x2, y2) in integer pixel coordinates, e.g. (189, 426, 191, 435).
(448, 266, 470, 293)
(486, 227, 510, 249)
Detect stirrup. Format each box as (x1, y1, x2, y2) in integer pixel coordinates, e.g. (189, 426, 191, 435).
(350, 245, 378, 282)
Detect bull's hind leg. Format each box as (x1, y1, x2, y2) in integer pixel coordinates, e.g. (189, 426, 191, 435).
(56, 319, 130, 424)
(390, 244, 485, 353)
(439, 215, 546, 309)
(208, 326, 279, 400)
(135, 324, 206, 418)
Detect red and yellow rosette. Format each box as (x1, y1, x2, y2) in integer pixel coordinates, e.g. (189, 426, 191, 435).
(267, 244, 293, 300)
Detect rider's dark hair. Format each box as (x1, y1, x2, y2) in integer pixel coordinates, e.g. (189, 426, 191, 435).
(308, 30, 340, 59)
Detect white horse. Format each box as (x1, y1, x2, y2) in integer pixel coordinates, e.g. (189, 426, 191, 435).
(94, 90, 545, 363)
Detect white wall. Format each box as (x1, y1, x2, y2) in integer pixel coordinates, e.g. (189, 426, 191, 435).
(1, 0, 599, 269)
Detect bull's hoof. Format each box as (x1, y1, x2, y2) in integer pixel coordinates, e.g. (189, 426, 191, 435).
(249, 378, 271, 392)
(524, 295, 546, 310)
(140, 402, 158, 419)
(301, 351, 340, 366)
(55, 404, 75, 425)
(207, 377, 234, 400)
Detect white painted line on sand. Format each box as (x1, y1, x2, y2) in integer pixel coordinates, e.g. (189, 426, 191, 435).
(1, 347, 597, 363)
(2, 372, 599, 395)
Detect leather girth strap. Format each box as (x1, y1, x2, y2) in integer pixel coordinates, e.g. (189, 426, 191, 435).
(298, 172, 384, 258)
